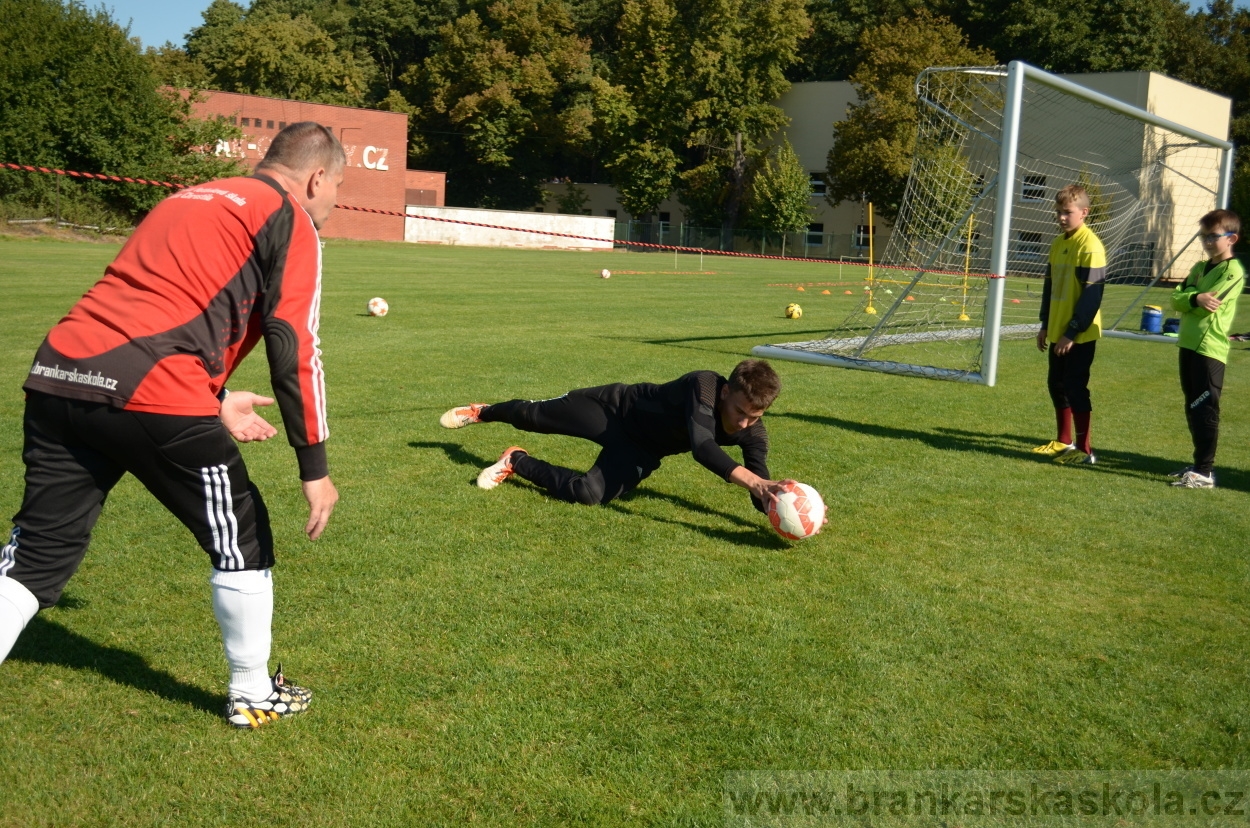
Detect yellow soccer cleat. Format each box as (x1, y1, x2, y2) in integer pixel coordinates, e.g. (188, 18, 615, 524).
(1031, 440, 1073, 457)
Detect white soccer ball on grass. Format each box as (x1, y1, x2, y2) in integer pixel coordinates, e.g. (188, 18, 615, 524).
(367, 297, 389, 317)
(767, 481, 826, 540)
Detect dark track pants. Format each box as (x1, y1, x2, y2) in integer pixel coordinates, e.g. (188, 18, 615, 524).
(1179, 347, 1224, 475)
(2, 392, 272, 608)
(481, 385, 661, 505)
(1047, 340, 1097, 413)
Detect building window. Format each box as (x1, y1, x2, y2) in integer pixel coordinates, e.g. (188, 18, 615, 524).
(658, 212, 671, 223)
(1017, 230, 1045, 259)
(606, 209, 617, 218)
(582, 209, 592, 215)
(266, 120, 274, 129)
(809, 173, 826, 197)
(279, 122, 286, 129)
(1021, 174, 1047, 202)
(854, 224, 876, 248)
(806, 222, 824, 245)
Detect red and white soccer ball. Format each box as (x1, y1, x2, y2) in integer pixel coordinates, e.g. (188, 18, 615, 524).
(600, 268, 612, 279)
(767, 481, 826, 540)
(367, 297, 389, 317)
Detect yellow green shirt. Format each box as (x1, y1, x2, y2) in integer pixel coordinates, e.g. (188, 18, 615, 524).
(1042, 223, 1107, 344)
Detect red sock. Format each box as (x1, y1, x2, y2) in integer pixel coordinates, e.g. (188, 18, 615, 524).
(1073, 411, 1092, 454)
(1056, 407, 1073, 444)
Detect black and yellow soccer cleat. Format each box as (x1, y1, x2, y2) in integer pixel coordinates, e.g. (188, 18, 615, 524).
(224, 665, 312, 729)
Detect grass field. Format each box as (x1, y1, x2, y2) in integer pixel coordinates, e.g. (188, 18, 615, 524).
(2, 234, 1249, 827)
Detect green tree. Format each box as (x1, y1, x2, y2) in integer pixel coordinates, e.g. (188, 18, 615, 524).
(1163, 0, 1250, 253)
(680, 0, 808, 239)
(789, 0, 923, 82)
(186, 0, 370, 106)
(598, 0, 805, 235)
(552, 181, 589, 213)
(745, 139, 810, 231)
(825, 11, 994, 221)
(145, 44, 214, 89)
(595, 0, 687, 219)
(0, 0, 242, 221)
(402, 0, 598, 208)
(744, 138, 812, 255)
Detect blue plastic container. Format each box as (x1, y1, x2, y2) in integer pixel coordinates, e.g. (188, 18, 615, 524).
(1141, 305, 1163, 334)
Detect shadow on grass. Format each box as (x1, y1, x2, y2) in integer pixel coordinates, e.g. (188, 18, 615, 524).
(10, 616, 220, 714)
(607, 489, 786, 550)
(409, 441, 784, 547)
(409, 440, 492, 471)
(776, 412, 1250, 493)
(592, 327, 846, 356)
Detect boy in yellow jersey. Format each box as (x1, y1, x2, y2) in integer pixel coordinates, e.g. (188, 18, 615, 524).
(1033, 184, 1107, 465)
(1168, 209, 1244, 489)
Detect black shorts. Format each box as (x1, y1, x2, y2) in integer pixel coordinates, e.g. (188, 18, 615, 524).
(482, 386, 662, 505)
(2, 392, 273, 608)
(1046, 340, 1097, 413)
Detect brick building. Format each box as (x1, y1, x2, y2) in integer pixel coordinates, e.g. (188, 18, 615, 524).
(190, 90, 444, 242)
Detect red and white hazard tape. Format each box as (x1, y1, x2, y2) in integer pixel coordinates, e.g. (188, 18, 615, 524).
(0, 161, 1002, 277)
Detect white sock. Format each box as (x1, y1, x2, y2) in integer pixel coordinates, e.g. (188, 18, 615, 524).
(0, 577, 39, 665)
(210, 568, 274, 700)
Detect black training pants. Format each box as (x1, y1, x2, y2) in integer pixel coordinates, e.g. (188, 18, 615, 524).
(1179, 347, 1224, 475)
(481, 385, 662, 505)
(2, 392, 272, 608)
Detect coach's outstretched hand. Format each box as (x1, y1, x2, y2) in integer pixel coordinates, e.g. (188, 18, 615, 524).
(221, 391, 279, 442)
(302, 476, 338, 540)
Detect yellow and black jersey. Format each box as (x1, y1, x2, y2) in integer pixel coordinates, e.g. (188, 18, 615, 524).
(1039, 223, 1107, 344)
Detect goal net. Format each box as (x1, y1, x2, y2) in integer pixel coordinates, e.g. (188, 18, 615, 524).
(754, 61, 1233, 385)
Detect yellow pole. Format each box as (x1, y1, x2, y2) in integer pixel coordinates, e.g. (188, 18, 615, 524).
(865, 202, 877, 314)
(958, 212, 973, 321)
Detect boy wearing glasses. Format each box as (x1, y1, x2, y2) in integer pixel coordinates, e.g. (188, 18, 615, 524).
(1168, 209, 1244, 488)
(1035, 184, 1107, 465)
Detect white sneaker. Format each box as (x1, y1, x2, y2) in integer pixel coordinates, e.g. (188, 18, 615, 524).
(1168, 465, 1194, 478)
(440, 403, 487, 429)
(477, 446, 525, 490)
(1170, 470, 1215, 488)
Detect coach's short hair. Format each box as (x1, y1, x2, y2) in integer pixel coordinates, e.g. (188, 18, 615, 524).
(728, 359, 781, 410)
(1200, 209, 1241, 236)
(256, 122, 346, 175)
(1055, 184, 1090, 210)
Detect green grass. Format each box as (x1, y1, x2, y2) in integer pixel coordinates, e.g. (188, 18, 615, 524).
(2, 236, 1249, 827)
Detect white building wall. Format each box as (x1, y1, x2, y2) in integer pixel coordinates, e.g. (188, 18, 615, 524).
(405, 205, 614, 250)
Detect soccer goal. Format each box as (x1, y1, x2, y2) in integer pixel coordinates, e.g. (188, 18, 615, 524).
(754, 60, 1234, 385)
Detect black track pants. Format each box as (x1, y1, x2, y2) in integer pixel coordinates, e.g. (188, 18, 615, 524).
(1179, 347, 1224, 475)
(482, 386, 661, 505)
(2, 392, 272, 608)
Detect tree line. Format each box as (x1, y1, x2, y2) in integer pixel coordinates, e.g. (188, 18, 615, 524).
(2, 0, 1248, 233)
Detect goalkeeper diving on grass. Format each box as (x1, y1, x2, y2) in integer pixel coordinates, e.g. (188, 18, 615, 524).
(440, 359, 816, 524)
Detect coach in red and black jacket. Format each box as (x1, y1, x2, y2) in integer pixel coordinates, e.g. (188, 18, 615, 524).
(0, 122, 342, 729)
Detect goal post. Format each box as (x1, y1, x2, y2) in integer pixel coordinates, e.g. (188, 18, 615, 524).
(755, 61, 1234, 386)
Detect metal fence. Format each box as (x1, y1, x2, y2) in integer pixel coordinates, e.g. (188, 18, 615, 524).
(614, 221, 883, 261)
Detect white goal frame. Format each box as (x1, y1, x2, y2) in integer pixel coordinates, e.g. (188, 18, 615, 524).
(754, 61, 1235, 386)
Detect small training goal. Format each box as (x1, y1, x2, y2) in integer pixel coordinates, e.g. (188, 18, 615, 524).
(754, 60, 1233, 385)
